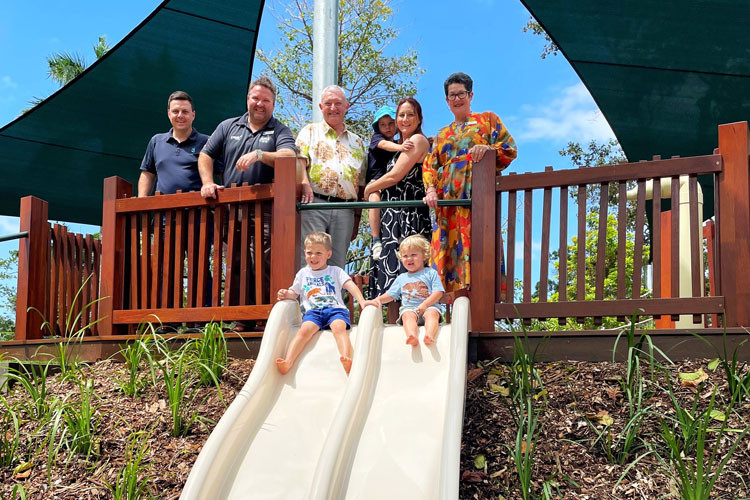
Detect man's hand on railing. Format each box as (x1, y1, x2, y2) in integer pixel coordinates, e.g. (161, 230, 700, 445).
(200, 183, 224, 199)
(300, 181, 314, 204)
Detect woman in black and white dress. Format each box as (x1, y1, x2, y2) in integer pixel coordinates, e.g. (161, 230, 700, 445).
(363, 97, 432, 298)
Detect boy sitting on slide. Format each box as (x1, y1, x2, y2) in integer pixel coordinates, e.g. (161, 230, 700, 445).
(276, 232, 367, 374)
(364, 234, 444, 346)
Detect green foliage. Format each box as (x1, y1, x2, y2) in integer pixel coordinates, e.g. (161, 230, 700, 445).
(117, 325, 157, 398)
(257, 0, 424, 137)
(6, 361, 56, 420)
(655, 389, 748, 500)
(59, 378, 99, 457)
(190, 322, 228, 387)
(103, 430, 153, 500)
(153, 338, 205, 437)
(47, 35, 110, 86)
(0, 249, 19, 334)
(522, 17, 559, 59)
(549, 213, 649, 329)
(0, 396, 21, 467)
(690, 327, 749, 403)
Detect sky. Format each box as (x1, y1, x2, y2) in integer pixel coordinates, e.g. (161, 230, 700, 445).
(0, 0, 618, 305)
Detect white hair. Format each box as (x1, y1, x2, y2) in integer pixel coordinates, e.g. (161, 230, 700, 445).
(320, 85, 348, 103)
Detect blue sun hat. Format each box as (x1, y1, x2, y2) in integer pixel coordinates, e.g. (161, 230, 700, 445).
(372, 105, 396, 131)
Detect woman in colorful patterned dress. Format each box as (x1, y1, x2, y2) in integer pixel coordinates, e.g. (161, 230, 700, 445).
(364, 97, 432, 298)
(423, 72, 517, 292)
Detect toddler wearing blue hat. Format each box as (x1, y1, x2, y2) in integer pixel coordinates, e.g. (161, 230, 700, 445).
(367, 105, 415, 260)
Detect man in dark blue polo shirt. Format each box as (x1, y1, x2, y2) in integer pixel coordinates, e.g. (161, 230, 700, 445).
(138, 91, 207, 196)
(199, 77, 308, 327)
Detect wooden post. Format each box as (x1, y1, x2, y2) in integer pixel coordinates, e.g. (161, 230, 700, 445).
(271, 156, 300, 297)
(654, 211, 675, 329)
(470, 153, 497, 332)
(717, 122, 750, 327)
(15, 196, 49, 340)
(99, 176, 132, 336)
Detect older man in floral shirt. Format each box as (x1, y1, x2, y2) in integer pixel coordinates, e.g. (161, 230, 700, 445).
(296, 85, 367, 268)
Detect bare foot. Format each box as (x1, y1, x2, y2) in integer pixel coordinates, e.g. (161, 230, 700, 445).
(276, 358, 292, 374)
(340, 356, 352, 374)
(406, 334, 418, 346)
(423, 334, 435, 346)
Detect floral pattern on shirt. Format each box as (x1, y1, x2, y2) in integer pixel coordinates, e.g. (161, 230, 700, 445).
(297, 121, 366, 200)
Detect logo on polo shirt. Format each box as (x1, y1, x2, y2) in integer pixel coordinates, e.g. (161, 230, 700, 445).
(191, 147, 196, 153)
(230, 135, 242, 140)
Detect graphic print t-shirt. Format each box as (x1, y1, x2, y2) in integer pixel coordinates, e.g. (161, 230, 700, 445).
(386, 267, 445, 313)
(291, 265, 351, 312)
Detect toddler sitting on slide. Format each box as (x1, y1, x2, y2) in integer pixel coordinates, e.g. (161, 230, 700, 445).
(364, 234, 445, 346)
(276, 232, 367, 374)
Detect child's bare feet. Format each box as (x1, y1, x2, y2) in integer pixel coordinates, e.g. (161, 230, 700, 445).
(340, 356, 352, 374)
(405, 334, 418, 346)
(276, 358, 292, 374)
(423, 334, 435, 346)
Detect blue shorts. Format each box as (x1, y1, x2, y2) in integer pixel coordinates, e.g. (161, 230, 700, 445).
(302, 308, 351, 330)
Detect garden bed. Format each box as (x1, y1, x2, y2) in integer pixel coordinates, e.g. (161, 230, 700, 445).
(0, 340, 748, 499)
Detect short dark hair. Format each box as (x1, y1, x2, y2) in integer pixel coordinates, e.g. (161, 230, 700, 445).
(248, 76, 277, 100)
(443, 72, 473, 96)
(167, 91, 194, 110)
(396, 97, 424, 138)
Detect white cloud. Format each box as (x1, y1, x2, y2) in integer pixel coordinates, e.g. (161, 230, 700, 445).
(0, 216, 19, 234)
(516, 82, 616, 143)
(1, 76, 17, 89)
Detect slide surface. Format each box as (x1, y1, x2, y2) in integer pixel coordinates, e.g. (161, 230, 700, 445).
(181, 297, 469, 500)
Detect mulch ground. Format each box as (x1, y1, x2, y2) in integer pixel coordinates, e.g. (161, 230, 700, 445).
(1, 357, 748, 499)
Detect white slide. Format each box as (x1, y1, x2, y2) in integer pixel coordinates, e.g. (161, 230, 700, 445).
(181, 297, 470, 500)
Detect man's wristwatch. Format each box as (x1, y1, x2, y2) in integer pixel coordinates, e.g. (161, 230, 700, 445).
(255, 149, 264, 162)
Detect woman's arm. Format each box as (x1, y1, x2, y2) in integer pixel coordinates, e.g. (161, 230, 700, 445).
(364, 134, 429, 198)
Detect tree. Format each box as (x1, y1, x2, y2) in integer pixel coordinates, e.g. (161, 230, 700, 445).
(0, 250, 18, 338)
(522, 18, 559, 59)
(257, 0, 424, 138)
(25, 36, 110, 110)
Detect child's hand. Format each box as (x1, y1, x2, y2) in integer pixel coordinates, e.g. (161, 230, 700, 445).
(400, 139, 414, 152)
(277, 289, 293, 301)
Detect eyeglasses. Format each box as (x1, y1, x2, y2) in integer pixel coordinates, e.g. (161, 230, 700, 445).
(447, 91, 470, 101)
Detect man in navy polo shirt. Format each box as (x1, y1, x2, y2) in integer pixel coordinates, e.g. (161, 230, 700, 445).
(199, 77, 308, 326)
(138, 91, 206, 196)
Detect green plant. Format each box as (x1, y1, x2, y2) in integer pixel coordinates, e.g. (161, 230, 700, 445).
(6, 361, 56, 420)
(0, 396, 21, 467)
(103, 430, 153, 500)
(663, 380, 703, 456)
(118, 325, 157, 397)
(190, 321, 228, 387)
(59, 378, 99, 457)
(509, 398, 540, 500)
(505, 327, 547, 428)
(691, 326, 749, 402)
(9, 484, 27, 500)
(655, 389, 748, 500)
(585, 404, 652, 465)
(28, 274, 106, 380)
(613, 311, 670, 416)
(154, 338, 205, 437)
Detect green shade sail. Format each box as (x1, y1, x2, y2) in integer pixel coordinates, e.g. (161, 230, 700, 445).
(0, 0, 264, 225)
(521, 0, 750, 219)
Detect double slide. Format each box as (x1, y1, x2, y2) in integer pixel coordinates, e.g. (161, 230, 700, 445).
(180, 297, 470, 500)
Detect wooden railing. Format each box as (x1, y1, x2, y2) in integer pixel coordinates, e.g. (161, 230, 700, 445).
(13, 125, 750, 339)
(15, 197, 102, 339)
(97, 158, 299, 335)
(470, 121, 750, 332)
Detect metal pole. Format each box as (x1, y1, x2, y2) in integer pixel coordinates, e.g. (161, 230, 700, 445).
(312, 0, 338, 122)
